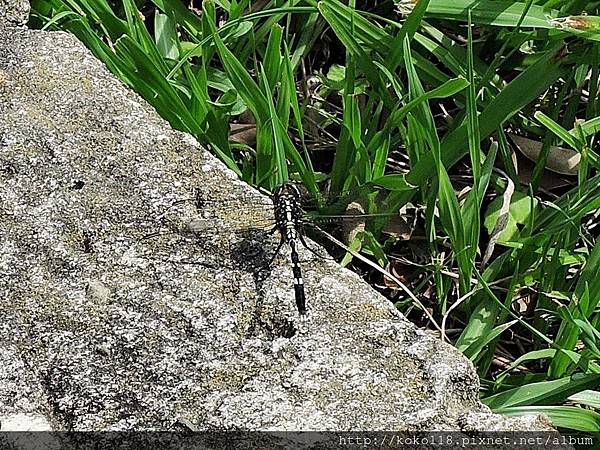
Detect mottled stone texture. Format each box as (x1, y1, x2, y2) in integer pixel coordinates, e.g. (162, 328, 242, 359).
(0, 21, 558, 441)
(0, 0, 29, 26)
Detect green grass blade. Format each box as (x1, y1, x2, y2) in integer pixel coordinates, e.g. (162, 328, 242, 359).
(421, 0, 556, 28)
(122, 0, 170, 75)
(549, 15, 600, 42)
(575, 116, 600, 139)
(550, 238, 600, 377)
(384, 0, 430, 71)
(463, 320, 518, 360)
(206, 7, 270, 123)
(403, 35, 436, 138)
(404, 44, 567, 193)
(370, 175, 415, 191)
(317, 0, 392, 108)
(535, 111, 582, 150)
(63, 0, 127, 39)
(151, 0, 204, 36)
(483, 374, 600, 410)
(258, 68, 288, 187)
(497, 406, 600, 432)
(459, 12, 484, 294)
(568, 390, 600, 409)
(263, 24, 283, 93)
(154, 12, 179, 60)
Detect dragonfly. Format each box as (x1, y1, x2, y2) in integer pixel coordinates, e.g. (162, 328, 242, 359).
(183, 181, 334, 316)
(144, 181, 430, 320)
(260, 182, 308, 314)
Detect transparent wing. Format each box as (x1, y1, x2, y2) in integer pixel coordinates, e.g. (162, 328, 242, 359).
(187, 212, 276, 235)
(195, 197, 273, 209)
(138, 196, 276, 246)
(152, 187, 405, 239)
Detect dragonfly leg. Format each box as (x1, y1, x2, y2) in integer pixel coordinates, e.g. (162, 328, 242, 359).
(266, 234, 286, 268)
(298, 229, 328, 260)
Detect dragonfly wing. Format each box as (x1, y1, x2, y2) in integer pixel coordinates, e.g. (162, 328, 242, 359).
(187, 214, 275, 234)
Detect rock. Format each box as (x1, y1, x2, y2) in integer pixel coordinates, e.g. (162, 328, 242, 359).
(0, 21, 560, 440)
(0, 0, 30, 27)
(0, 412, 53, 431)
(0, 345, 53, 424)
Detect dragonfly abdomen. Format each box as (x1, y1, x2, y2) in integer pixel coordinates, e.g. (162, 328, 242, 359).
(273, 182, 307, 315)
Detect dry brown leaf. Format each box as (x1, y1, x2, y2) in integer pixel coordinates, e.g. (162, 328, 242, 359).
(341, 201, 366, 248)
(511, 288, 536, 316)
(383, 261, 411, 289)
(229, 123, 257, 146)
(509, 133, 580, 176)
(382, 215, 412, 240)
(504, 151, 573, 190)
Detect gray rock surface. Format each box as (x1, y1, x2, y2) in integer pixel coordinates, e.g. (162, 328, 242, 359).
(0, 0, 29, 27)
(0, 21, 558, 438)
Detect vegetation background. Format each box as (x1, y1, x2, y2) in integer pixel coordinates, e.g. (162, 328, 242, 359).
(30, 0, 600, 436)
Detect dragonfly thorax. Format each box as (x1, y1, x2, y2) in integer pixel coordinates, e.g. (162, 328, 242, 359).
(272, 182, 303, 242)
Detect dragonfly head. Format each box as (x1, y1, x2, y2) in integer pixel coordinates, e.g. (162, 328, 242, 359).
(273, 181, 301, 203)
